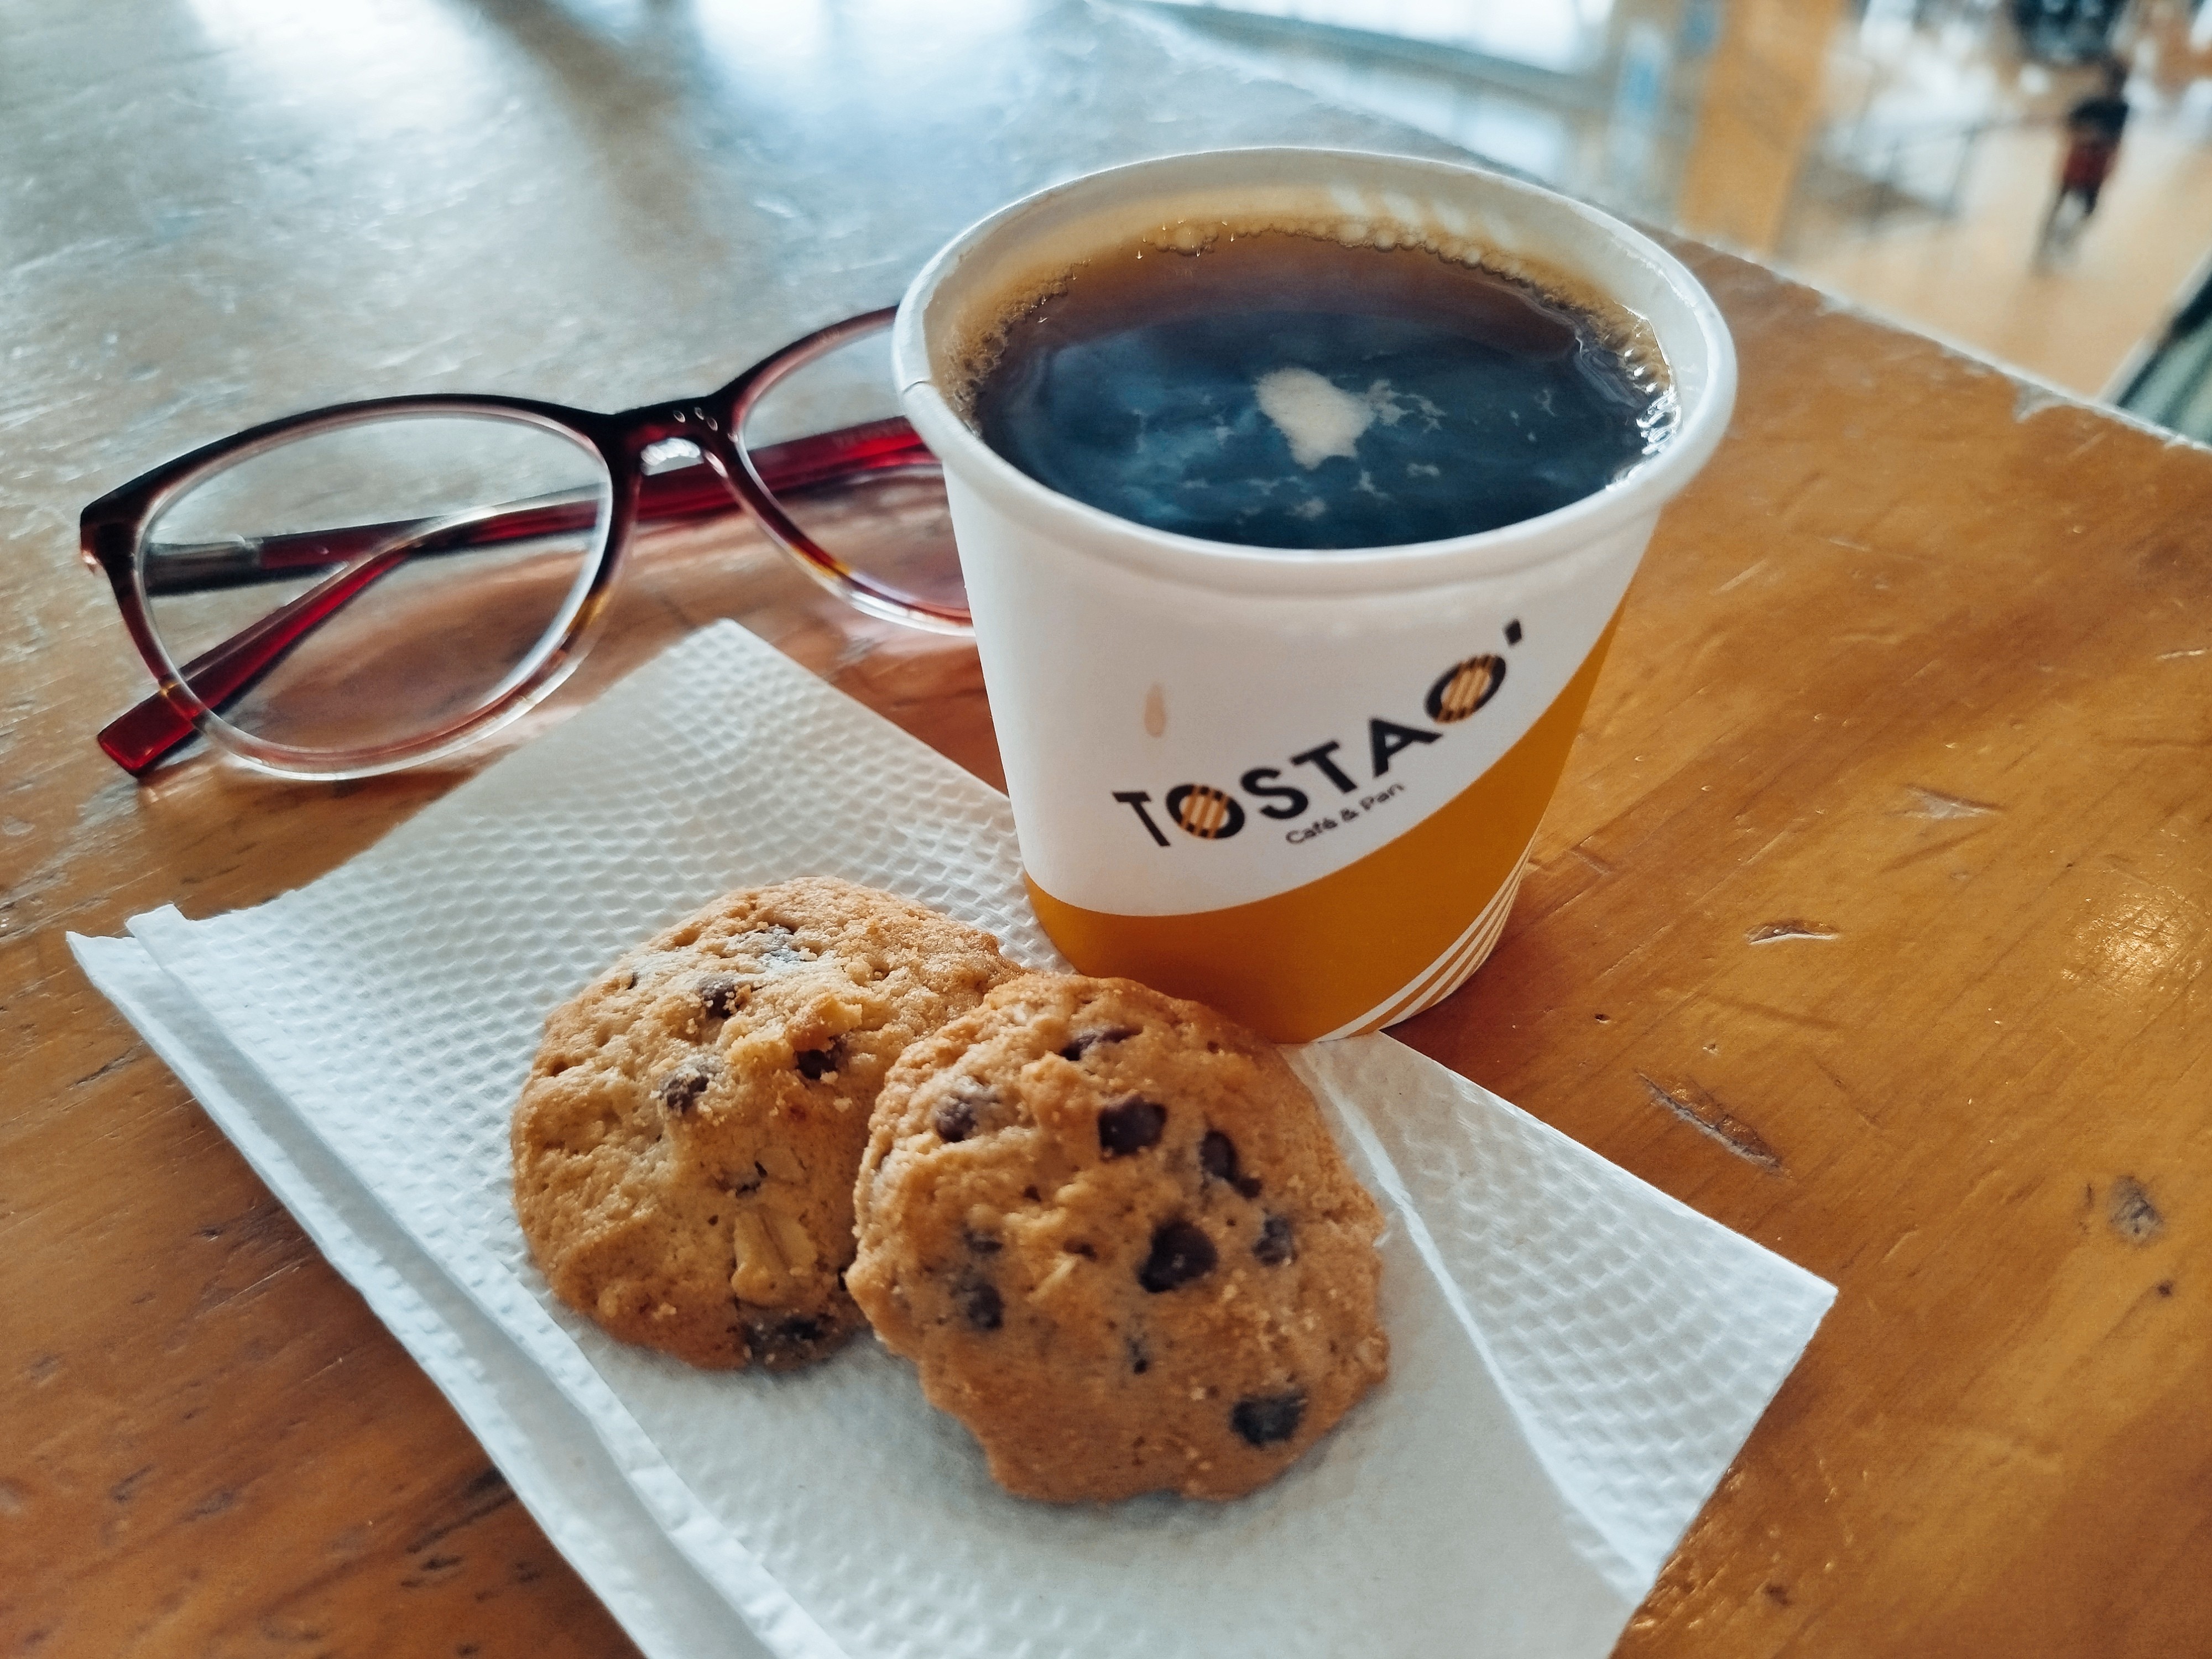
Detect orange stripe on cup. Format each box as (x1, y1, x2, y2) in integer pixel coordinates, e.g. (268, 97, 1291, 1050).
(1026, 611, 1623, 1041)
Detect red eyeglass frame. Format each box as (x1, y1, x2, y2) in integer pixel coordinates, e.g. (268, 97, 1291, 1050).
(80, 308, 967, 782)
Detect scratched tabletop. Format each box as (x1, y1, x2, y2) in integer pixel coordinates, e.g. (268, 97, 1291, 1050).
(4, 2, 2209, 1655)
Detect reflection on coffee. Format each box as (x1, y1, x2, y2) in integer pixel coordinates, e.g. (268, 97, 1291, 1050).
(969, 229, 1671, 550)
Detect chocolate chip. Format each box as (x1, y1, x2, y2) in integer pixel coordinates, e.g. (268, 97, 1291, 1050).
(744, 1314, 837, 1370)
(1199, 1130, 1235, 1181)
(963, 1229, 1003, 1255)
(1061, 1025, 1139, 1062)
(1231, 1390, 1305, 1447)
(1097, 1096, 1167, 1157)
(698, 975, 744, 1019)
(1127, 1336, 1150, 1375)
(1199, 1129, 1264, 1197)
(795, 1047, 834, 1081)
(1063, 1241, 1096, 1259)
(1253, 1214, 1295, 1266)
(657, 1065, 714, 1113)
(957, 1276, 1003, 1331)
(1138, 1219, 1218, 1292)
(933, 1099, 975, 1142)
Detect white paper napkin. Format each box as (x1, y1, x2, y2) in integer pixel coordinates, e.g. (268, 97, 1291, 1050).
(73, 622, 1832, 1659)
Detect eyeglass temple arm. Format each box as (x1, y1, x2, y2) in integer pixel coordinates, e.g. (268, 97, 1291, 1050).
(102, 539, 430, 774)
(98, 416, 934, 776)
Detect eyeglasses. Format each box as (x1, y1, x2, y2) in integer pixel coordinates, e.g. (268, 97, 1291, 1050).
(80, 309, 966, 782)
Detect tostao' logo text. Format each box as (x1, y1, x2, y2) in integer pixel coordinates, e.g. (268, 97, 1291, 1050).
(1112, 622, 1520, 850)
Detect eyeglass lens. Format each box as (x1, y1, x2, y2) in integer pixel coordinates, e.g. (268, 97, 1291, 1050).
(734, 324, 964, 613)
(139, 413, 613, 760)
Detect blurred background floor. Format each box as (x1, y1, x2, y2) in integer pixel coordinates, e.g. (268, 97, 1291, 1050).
(1130, 0, 2212, 432)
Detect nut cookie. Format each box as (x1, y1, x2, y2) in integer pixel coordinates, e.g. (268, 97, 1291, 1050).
(849, 973, 1389, 1501)
(512, 878, 1015, 1370)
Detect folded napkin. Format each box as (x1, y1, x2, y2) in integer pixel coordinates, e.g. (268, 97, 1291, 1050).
(74, 622, 1832, 1659)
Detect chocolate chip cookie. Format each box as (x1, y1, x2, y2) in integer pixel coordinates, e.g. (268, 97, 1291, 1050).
(849, 974, 1389, 1501)
(512, 878, 1015, 1370)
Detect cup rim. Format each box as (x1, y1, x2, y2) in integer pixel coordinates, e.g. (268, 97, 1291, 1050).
(894, 145, 1736, 596)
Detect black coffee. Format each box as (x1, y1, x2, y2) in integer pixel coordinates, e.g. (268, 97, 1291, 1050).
(969, 229, 1668, 550)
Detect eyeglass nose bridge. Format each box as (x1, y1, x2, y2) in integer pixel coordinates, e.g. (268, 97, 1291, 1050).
(618, 398, 742, 463)
(619, 368, 971, 640)
(612, 399, 757, 533)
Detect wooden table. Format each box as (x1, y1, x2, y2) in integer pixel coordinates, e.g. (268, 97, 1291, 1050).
(4, 4, 2207, 1655)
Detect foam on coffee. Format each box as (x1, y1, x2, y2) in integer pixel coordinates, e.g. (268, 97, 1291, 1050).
(956, 217, 1674, 551)
(1252, 367, 1376, 469)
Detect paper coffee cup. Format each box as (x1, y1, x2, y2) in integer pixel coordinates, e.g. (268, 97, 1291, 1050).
(894, 148, 1735, 1042)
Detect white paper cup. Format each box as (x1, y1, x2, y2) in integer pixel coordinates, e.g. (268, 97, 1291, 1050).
(894, 148, 1735, 1042)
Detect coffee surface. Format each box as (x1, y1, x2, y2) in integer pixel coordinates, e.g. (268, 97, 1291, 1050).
(970, 231, 1667, 550)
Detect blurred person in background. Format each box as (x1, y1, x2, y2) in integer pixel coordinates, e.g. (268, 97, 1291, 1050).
(2037, 55, 2131, 258)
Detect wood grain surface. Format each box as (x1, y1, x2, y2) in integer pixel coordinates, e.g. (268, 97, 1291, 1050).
(8, 238, 2207, 1658)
